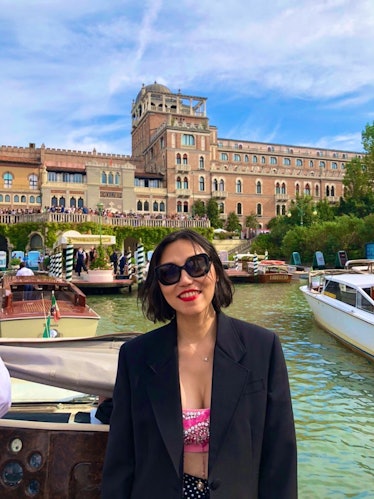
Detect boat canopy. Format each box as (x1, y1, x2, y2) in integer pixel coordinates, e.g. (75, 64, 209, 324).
(0, 333, 139, 398)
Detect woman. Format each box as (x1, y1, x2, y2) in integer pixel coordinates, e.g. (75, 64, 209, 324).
(102, 230, 297, 498)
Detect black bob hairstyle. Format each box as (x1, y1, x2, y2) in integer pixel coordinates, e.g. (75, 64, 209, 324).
(138, 229, 234, 323)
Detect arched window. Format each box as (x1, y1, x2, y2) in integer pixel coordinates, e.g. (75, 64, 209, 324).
(36, 195, 41, 204)
(218, 202, 224, 213)
(183, 177, 188, 189)
(153, 201, 159, 211)
(59, 196, 66, 207)
(283, 158, 291, 166)
(199, 176, 205, 191)
(319, 161, 325, 168)
(144, 201, 149, 211)
(253, 155, 258, 163)
(296, 159, 303, 167)
(70, 197, 76, 207)
(108, 173, 114, 185)
(309, 160, 314, 167)
(14, 195, 19, 202)
(182, 134, 195, 146)
(160, 201, 165, 212)
(275, 182, 281, 194)
(234, 154, 241, 162)
(183, 201, 188, 213)
(331, 186, 335, 196)
(331, 162, 337, 170)
(101, 172, 107, 183)
(261, 156, 266, 164)
(3, 172, 13, 189)
(5, 194, 10, 203)
(257, 203, 262, 216)
(237, 203, 242, 215)
(315, 185, 319, 197)
(21, 195, 26, 203)
(78, 197, 84, 208)
(304, 184, 311, 195)
(326, 186, 330, 196)
(29, 174, 38, 189)
(176, 176, 182, 189)
(296, 183, 300, 195)
(236, 179, 242, 193)
(212, 178, 218, 191)
(137, 200, 142, 211)
(183, 154, 188, 165)
(244, 155, 249, 162)
(30, 196, 35, 203)
(219, 179, 225, 191)
(51, 196, 58, 207)
(0, 195, 3, 202)
(177, 201, 182, 213)
(276, 205, 281, 216)
(281, 183, 286, 194)
(176, 153, 182, 165)
(256, 181, 262, 194)
(199, 156, 204, 169)
(221, 153, 228, 161)
(270, 157, 277, 165)
(115, 173, 120, 185)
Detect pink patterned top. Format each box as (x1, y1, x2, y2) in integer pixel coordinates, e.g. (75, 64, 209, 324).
(182, 408, 210, 453)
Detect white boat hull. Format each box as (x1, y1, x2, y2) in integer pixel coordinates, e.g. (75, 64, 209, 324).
(300, 286, 374, 361)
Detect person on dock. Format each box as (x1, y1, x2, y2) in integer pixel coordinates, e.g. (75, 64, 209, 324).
(110, 250, 118, 275)
(75, 248, 88, 276)
(118, 253, 127, 276)
(16, 261, 34, 276)
(102, 229, 297, 499)
(0, 356, 11, 417)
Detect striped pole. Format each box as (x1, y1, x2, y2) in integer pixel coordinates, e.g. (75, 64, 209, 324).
(126, 247, 132, 277)
(49, 254, 55, 277)
(253, 252, 259, 276)
(136, 241, 145, 284)
(56, 252, 63, 278)
(65, 244, 74, 281)
(234, 252, 239, 270)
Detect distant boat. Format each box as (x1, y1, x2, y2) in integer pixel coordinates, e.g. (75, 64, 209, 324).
(226, 260, 292, 283)
(0, 274, 100, 338)
(300, 267, 374, 361)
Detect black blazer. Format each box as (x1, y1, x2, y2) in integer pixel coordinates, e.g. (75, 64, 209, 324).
(101, 312, 297, 498)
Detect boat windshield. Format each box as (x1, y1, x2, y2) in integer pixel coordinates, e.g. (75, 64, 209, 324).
(324, 280, 374, 313)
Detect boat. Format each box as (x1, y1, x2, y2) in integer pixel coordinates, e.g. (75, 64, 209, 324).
(0, 332, 139, 498)
(226, 260, 292, 284)
(300, 268, 374, 361)
(0, 274, 100, 338)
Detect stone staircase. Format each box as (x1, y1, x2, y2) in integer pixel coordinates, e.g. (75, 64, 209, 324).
(212, 239, 252, 257)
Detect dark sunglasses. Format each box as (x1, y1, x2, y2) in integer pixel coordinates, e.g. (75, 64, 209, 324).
(155, 253, 211, 286)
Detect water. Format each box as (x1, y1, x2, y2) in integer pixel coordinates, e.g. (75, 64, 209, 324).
(87, 282, 374, 499)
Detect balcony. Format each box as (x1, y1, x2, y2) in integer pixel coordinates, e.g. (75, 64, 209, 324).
(212, 190, 228, 199)
(176, 189, 192, 197)
(274, 194, 289, 202)
(175, 164, 191, 173)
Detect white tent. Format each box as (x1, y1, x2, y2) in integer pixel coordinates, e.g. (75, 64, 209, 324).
(53, 230, 116, 250)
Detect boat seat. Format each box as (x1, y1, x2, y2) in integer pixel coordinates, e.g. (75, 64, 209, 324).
(3, 411, 71, 423)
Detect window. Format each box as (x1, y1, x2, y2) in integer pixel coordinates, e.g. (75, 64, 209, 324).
(3, 172, 13, 188)
(234, 154, 241, 162)
(281, 183, 286, 194)
(261, 156, 266, 164)
(326, 186, 330, 196)
(309, 160, 314, 167)
(137, 200, 142, 211)
(219, 179, 225, 191)
(221, 153, 228, 161)
(199, 176, 205, 191)
(101, 172, 107, 183)
(253, 155, 258, 163)
(5, 194, 10, 203)
(108, 173, 114, 185)
(176, 153, 182, 165)
(236, 179, 242, 193)
(183, 154, 188, 165)
(182, 134, 195, 146)
(332, 162, 338, 170)
(270, 157, 277, 165)
(21, 195, 26, 203)
(70, 197, 76, 208)
(256, 203, 262, 216)
(256, 181, 262, 194)
(51, 196, 58, 207)
(296, 183, 300, 195)
(176, 176, 182, 189)
(29, 174, 38, 189)
(199, 156, 204, 169)
(183, 177, 188, 189)
(283, 158, 291, 166)
(177, 201, 182, 213)
(218, 202, 224, 213)
(48, 172, 58, 182)
(237, 203, 242, 215)
(78, 197, 84, 208)
(160, 137, 165, 149)
(212, 178, 218, 191)
(14, 195, 19, 203)
(59, 196, 65, 207)
(296, 159, 303, 167)
(275, 182, 281, 194)
(63, 172, 70, 182)
(304, 184, 311, 195)
(331, 186, 335, 196)
(30, 196, 35, 203)
(153, 201, 159, 211)
(160, 201, 165, 212)
(315, 185, 319, 197)
(244, 155, 249, 162)
(144, 201, 149, 211)
(115, 173, 120, 185)
(319, 161, 325, 168)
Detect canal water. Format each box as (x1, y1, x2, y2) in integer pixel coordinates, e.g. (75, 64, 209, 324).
(87, 281, 374, 499)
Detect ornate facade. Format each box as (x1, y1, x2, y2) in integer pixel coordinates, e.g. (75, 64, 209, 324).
(0, 83, 362, 227)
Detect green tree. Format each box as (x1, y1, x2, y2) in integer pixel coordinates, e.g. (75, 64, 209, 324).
(225, 212, 241, 232)
(206, 198, 223, 228)
(244, 213, 259, 234)
(191, 199, 206, 217)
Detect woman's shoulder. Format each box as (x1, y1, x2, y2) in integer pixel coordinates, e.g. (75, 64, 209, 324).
(121, 322, 175, 352)
(219, 312, 277, 342)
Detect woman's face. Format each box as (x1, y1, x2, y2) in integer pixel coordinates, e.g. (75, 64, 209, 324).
(157, 239, 217, 319)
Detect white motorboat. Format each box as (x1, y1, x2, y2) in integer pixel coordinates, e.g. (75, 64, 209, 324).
(300, 270, 374, 361)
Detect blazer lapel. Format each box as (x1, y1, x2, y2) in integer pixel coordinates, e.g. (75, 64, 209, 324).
(145, 321, 184, 478)
(209, 313, 249, 472)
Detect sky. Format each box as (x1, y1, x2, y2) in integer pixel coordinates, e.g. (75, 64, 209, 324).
(1, 0, 374, 155)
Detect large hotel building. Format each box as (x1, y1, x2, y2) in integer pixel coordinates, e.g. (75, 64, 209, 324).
(0, 83, 361, 228)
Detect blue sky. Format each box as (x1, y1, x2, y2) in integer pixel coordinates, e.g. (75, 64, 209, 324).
(1, 0, 373, 155)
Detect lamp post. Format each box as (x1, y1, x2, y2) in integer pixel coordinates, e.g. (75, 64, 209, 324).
(287, 202, 317, 226)
(97, 202, 104, 245)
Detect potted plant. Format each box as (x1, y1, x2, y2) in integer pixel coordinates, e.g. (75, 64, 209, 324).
(10, 257, 21, 270)
(82, 245, 113, 283)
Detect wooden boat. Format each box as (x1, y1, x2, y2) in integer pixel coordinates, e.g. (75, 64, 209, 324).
(0, 333, 139, 498)
(0, 274, 100, 338)
(226, 261, 292, 284)
(300, 269, 374, 361)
